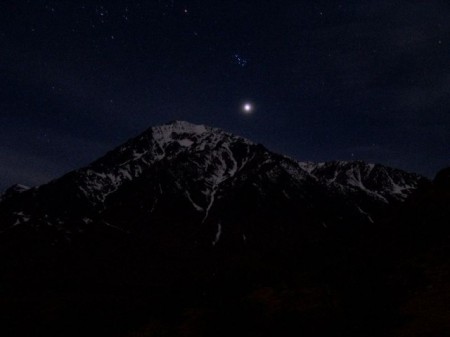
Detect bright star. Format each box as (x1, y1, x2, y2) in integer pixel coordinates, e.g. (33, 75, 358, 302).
(243, 103, 253, 114)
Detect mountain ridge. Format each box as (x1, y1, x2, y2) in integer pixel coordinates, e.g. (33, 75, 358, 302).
(0, 121, 426, 244)
(1, 121, 449, 337)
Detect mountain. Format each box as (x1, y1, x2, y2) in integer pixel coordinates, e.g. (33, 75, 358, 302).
(0, 121, 424, 243)
(0, 121, 437, 337)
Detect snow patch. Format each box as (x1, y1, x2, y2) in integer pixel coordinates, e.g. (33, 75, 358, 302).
(178, 139, 194, 147)
(185, 191, 204, 212)
(202, 188, 216, 223)
(357, 207, 374, 224)
(282, 190, 291, 199)
(212, 223, 222, 246)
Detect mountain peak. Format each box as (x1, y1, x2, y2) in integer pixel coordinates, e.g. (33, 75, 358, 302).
(61, 121, 255, 206)
(140, 121, 253, 153)
(0, 121, 427, 241)
(1, 184, 30, 200)
(157, 120, 210, 135)
(148, 121, 212, 148)
(302, 160, 425, 202)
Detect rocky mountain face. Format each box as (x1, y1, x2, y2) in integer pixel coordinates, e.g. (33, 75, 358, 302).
(1, 121, 443, 337)
(0, 121, 424, 244)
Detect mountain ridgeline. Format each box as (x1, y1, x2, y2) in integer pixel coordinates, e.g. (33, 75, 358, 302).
(0, 121, 423, 243)
(0, 121, 448, 337)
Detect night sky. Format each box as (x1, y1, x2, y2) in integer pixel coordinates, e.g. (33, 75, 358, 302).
(1, 0, 449, 191)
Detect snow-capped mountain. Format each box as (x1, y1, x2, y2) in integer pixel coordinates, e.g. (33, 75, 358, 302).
(73, 121, 254, 207)
(301, 160, 422, 202)
(0, 121, 426, 245)
(2, 121, 445, 337)
(0, 184, 30, 201)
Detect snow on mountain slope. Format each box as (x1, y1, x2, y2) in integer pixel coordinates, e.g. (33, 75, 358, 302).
(72, 121, 254, 206)
(0, 184, 30, 200)
(0, 121, 426, 239)
(300, 161, 423, 203)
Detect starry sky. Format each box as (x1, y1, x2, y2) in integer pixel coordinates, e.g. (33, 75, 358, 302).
(1, 0, 449, 191)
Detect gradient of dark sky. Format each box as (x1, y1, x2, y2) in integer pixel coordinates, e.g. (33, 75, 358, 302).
(1, 0, 449, 191)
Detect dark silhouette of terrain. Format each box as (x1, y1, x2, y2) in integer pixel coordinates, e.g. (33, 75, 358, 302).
(0, 121, 447, 337)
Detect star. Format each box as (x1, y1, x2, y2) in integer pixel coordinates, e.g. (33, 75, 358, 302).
(242, 103, 253, 114)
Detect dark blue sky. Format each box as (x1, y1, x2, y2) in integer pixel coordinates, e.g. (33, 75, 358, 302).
(1, 0, 449, 191)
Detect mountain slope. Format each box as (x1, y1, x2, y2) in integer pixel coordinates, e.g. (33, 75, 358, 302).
(0, 121, 438, 337)
(0, 121, 425, 245)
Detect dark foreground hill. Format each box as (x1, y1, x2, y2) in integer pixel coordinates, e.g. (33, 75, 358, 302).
(0, 121, 447, 337)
